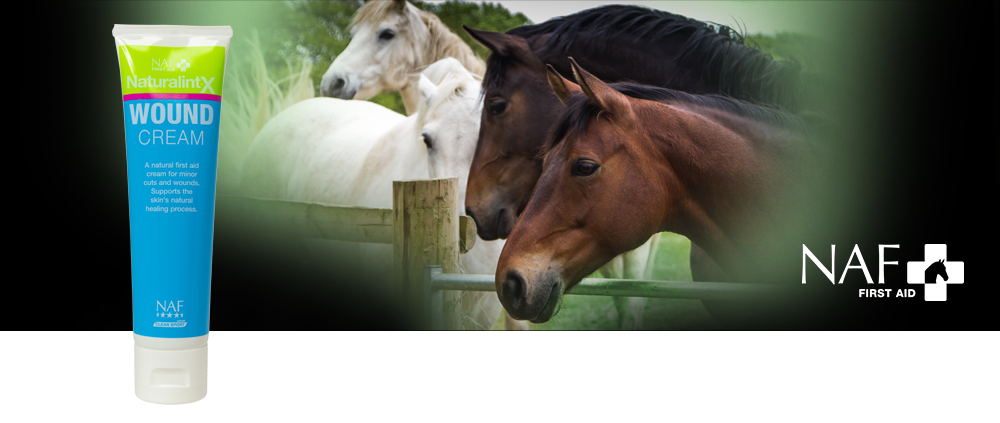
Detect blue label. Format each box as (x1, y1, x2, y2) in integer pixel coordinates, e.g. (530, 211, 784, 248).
(124, 99, 219, 338)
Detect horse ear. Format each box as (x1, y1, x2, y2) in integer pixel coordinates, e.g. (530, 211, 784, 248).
(418, 75, 437, 107)
(546, 64, 580, 106)
(463, 25, 516, 57)
(568, 57, 632, 117)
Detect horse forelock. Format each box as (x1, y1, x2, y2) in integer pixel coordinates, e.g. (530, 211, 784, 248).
(481, 52, 507, 98)
(540, 94, 602, 160)
(350, 0, 409, 29)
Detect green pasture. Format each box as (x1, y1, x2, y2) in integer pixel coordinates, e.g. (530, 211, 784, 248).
(492, 232, 721, 330)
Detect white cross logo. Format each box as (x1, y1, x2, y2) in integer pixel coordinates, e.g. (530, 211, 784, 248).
(906, 244, 964, 301)
(178, 59, 191, 72)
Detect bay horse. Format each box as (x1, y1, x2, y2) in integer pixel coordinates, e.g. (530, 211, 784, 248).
(494, 59, 817, 323)
(320, 0, 484, 115)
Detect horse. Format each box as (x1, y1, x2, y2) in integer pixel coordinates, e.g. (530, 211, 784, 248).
(925, 260, 949, 284)
(315, 0, 529, 329)
(493, 58, 817, 324)
(320, 0, 485, 116)
(462, 5, 806, 327)
(241, 58, 506, 330)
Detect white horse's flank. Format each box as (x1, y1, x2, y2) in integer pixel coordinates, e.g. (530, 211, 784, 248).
(320, 0, 485, 116)
(242, 58, 505, 330)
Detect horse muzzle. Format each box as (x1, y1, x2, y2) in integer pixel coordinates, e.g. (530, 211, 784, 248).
(497, 268, 563, 323)
(320, 73, 357, 99)
(466, 204, 518, 241)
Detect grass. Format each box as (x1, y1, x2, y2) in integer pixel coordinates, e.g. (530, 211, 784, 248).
(492, 233, 720, 330)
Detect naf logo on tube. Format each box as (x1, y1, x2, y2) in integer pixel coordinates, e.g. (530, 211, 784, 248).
(151, 57, 192, 72)
(802, 244, 965, 301)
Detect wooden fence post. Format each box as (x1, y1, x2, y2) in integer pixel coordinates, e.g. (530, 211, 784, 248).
(393, 178, 461, 330)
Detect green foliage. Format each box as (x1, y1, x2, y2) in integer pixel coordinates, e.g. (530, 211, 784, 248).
(256, 0, 529, 114)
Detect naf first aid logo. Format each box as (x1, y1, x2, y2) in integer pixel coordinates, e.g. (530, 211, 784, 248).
(905, 244, 965, 301)
(802, 244, 965, 301)
(151, 58, 192, 72)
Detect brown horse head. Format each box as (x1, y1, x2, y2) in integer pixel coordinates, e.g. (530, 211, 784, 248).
(496, 59, 812, 322)
(462, 26, 562, 240)
(495, 59, 671, 322)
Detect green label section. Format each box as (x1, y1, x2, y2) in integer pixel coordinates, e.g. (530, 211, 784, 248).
(118, 45, 226, 95)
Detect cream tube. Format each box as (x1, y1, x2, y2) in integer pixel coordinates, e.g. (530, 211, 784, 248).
(114, 24, 232, 404)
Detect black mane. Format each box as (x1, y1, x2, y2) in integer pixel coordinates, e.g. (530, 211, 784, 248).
(544, 82, 805, 155)
(510, 5, 737, 55)
(486, 5, 803, 111)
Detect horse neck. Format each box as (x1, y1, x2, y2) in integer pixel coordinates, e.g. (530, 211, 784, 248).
(648, 103, 797, 273)
(399, 78, 422, 116)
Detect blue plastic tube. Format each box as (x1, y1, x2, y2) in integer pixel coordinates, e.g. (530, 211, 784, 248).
(114, 24, 232, 404)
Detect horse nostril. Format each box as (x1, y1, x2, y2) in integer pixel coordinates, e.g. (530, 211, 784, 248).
(503, 269, 526, 308)
(323, 77, 347, 97)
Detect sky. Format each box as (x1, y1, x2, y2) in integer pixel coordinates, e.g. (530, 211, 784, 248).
(425, 1, 858, 40)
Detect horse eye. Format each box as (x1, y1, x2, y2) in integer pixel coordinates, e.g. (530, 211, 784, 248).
(571, 159, 600, 177)
(487, 100, 507, 115)
(379, 29, 395, 41)
(422, 131, 433, 149)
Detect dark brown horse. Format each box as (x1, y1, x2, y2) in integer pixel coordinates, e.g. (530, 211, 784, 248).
(463, 5, 806, 283)
(495, 59, 817, 323)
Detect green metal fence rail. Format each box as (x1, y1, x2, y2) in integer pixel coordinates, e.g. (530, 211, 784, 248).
(422, 266, 799, 330)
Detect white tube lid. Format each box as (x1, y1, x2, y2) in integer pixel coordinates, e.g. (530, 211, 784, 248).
(135, 344, 207, 404)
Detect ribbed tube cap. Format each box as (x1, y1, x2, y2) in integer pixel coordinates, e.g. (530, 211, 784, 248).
(135, 344, 207, 404)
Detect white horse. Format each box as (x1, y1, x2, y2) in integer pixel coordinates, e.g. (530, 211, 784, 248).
(320, 0, 485, 116)
(242, 58, 505, 330)
(253, 0, 658, 329)
(314, 0, 520, 328)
